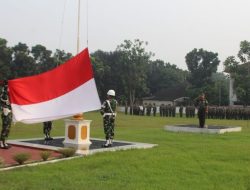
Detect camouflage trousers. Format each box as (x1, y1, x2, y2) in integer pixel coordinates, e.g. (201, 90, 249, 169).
(103, 116, 115, 140)
(43, 122, 52, 137)
(1, 113, 12, 141)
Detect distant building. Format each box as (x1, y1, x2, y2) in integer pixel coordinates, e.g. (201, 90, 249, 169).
(173, 97, 191, 106)
(142, 86, 188, 106)
(142, 97, 173, 107)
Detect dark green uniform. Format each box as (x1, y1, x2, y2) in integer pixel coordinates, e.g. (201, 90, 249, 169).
(0, 83, 12, 149)
(100, 98, 117, 143)
(179, 105, 183, 117)
(152, 103, 156, 116)
(195, 96, 208, 128)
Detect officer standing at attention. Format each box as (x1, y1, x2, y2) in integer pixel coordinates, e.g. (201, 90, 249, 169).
(195, 93, 208, 128)
(100, 90, 118, 148)
(0, 81, 12, 149)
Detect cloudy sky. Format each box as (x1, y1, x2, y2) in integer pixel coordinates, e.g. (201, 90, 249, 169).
(1, 0, 250, 71)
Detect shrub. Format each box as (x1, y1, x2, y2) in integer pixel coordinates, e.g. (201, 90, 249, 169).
(58, 147, 76, 158)
(40, 151, 52, 161)
(12, 153, 31, 165)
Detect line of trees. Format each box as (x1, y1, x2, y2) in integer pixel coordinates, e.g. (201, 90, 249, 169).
(0, 38, 72, 80)
(91, 39, 188, 107)
(3, 37, 248, 107)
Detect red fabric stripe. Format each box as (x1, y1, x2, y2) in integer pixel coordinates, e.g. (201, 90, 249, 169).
(9, 48, 93, 105)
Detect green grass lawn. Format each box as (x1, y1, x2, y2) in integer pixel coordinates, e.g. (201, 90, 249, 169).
(1, 112, 250, 190)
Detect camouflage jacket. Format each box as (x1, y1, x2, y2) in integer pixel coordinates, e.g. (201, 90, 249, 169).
(100, 98, 117, 117)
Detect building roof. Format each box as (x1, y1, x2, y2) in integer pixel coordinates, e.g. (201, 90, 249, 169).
(143, 86, 187, 101)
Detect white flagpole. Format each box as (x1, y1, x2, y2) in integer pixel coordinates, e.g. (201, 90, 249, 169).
(77, 0, 81, 54)
(73, 0, 84, 120)
(86, 0, 89, 47)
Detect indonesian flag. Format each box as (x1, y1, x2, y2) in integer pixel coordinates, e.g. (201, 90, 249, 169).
(8, 48, 101, 124)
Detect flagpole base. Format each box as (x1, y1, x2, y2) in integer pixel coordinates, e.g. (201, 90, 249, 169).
(72, 113, 84, 120)
(63, 119, 92, 151)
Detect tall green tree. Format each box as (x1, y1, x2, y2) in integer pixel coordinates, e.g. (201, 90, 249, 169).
(53, 49, 72, 67)
(92, 50, 115, 100)
(185, 48, 220, 99)
(116, 39, 152, 110)
(147, 59, 188, 96)
(11, 42, 36, 78)
(224, 40, 250, 105)
(0, 38, 12, 80)
(207, 73, 229, 105)
(31, 45, 56, 73)
(185, 48, 220, 88)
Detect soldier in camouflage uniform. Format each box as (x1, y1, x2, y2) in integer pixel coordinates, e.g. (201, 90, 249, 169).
(43, 121, 53, 141)
(0, 81, 12, 149)
(195, 93, 208, 128)
(179, 105, 183, 117)
(152, 103, 157, 116)
(100, 90, 118, 148)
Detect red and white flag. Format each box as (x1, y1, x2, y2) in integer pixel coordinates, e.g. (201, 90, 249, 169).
(8, 48, 101, 124)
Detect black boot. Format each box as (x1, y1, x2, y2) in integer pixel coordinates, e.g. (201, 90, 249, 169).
(48, 136, 53, 140)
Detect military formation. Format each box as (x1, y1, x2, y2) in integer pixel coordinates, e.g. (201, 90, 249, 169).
(126, 103, 158, 116)
(208, 106, 250, 120)
(125, 103, 195, 118)
(184, 106, 196, 118)
(159, 104, 176, 117)
(124, 103, 250, 121)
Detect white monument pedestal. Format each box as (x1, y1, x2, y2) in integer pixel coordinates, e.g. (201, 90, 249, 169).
(63, 119, 92, 150)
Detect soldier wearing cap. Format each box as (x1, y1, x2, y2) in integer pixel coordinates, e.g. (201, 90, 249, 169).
(0, 81, 12, 149)
(100, 89, 118, 147)
(195, 93, 208, 128)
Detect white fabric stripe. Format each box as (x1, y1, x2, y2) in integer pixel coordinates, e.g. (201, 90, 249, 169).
(11, 79, 101, 124)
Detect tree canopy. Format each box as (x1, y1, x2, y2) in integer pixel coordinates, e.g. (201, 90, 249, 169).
(185, 48, 227, 104)
(224, 40, 250, 105)
(185, 48, 220, 88)
(0, 38, 72, 80)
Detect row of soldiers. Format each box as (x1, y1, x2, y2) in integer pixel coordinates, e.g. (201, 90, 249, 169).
(208, 106, 250, 120)
(125, 103, 157, 116)
(125, 104, 201, 118)
(125, 104, 250, 120)
(159, 104, 176, 117)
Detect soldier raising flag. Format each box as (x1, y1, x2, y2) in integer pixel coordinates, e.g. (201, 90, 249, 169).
(100, 90, 118, 148)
